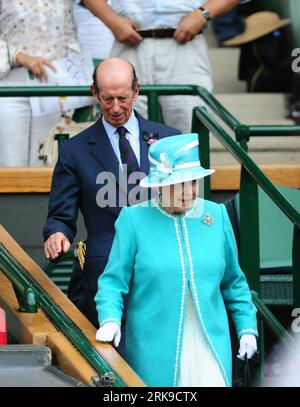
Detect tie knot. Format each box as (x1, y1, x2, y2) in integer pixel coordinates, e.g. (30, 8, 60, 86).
(116, 126, 127, 138)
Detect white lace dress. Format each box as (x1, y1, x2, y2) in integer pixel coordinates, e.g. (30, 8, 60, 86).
(178, 287, 226, 387)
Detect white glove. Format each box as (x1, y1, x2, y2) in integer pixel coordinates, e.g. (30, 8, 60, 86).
(95, 322, 121, 347)
(237, 334, 257, 360)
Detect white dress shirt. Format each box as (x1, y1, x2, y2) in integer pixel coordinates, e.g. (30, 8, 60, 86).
(108, 0, 249, 30)
(102, 111, 141, 168)
(73, 0, 114, 60)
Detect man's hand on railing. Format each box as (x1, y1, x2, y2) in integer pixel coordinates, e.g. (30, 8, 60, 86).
(44, 232, 71, 261)
(15, 52, 57, 82)
(237, 334, 257, 360)
(96, 322, 121, 347)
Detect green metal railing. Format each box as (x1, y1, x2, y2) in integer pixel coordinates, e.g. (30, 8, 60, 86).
(2, 84, 300, 140)
(1, 83, 298, 383)
(0, 243, 126, 387)
(192, 106, 299, 378)
(192, 106, 300, 301)
(251, 291, 293, 347)
(0, 84, 238, 125)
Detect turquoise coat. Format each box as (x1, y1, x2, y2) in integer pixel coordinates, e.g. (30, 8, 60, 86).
(95, 198, 258, 387)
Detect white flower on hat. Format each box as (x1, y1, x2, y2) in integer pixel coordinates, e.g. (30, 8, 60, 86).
(156, 153, 174, 174)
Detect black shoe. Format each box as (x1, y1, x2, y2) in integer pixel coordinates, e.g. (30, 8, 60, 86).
(288, 100, 300, 124)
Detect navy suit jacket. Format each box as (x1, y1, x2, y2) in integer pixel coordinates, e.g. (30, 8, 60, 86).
(43, 111, 180, 324)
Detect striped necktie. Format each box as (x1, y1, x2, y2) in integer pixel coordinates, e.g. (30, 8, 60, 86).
(117, 126, 140, 179)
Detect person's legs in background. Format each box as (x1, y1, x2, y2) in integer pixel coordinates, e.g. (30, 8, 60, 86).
(0, 95, 31, 166)
(0, 95, 61, 167)
(110, 36, 212, 132)
(109, 40, 151, 121)
(0, 68, 32, 167)
(0, 67, 60, 167)
(158, 36, 213, 133)
(288, 73, 300, 124)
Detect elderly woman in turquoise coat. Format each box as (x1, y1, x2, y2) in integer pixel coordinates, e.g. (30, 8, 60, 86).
(94, 133, 258, 387)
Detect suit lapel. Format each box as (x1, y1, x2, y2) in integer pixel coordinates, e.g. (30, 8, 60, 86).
(88, 118, 128, 198)
(136, 111, 150, 176)
(88, 114, 153, 206)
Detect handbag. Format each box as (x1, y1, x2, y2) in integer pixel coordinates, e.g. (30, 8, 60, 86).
(242, 354, 255, 387)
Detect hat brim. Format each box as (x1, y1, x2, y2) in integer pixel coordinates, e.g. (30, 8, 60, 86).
(140, 168, 215, 188)
(223, 19, 290, 46)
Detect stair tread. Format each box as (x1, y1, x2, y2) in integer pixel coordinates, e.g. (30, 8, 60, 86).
(208, 47, 245, 93)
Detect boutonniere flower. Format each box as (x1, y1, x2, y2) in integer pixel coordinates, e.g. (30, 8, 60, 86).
(142, 131, 159, 145)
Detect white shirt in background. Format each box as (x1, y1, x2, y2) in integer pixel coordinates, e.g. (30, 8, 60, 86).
(73, 0, 114, 60)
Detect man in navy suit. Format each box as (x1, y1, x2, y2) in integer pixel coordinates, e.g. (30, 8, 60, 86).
(43, 58, 180, 327)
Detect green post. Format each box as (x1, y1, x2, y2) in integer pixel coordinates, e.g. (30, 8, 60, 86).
(239, 139, 248, 153)
(192, 107, 211, 199)
(12, 286, 37, 313)
(251, 291, 294, 347)
(24, 288, 38, 313)
(0, 245, 126, 386)
(54, 133, 70, 145)
(293, 225, 300, 308)
(12, 285, 27, 313)
(147, 91, 160, 122)
(235, 125, 250, 153)
(239, 167, 260, 294)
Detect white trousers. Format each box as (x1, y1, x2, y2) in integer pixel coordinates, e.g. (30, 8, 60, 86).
(110, 35, 213, 133)
(0, 68, 60, 167)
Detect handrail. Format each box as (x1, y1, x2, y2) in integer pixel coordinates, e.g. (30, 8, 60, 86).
(194, 107, 300, 228)
(192, 105, 300, 359)
(1, 84, 300, 137)
(1, 83, 298, 380)
(0, 243, 126, 387)
(248, 125, 300, 136)
(251, 291, 294, 347)
(194, 85, 241, 130)
(0, 86, 91, 97)
(0, 84, 205, 96)
(0, 85, 242, 131)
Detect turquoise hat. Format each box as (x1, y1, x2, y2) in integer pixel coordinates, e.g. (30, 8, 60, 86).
(140, 133, 215, 188)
